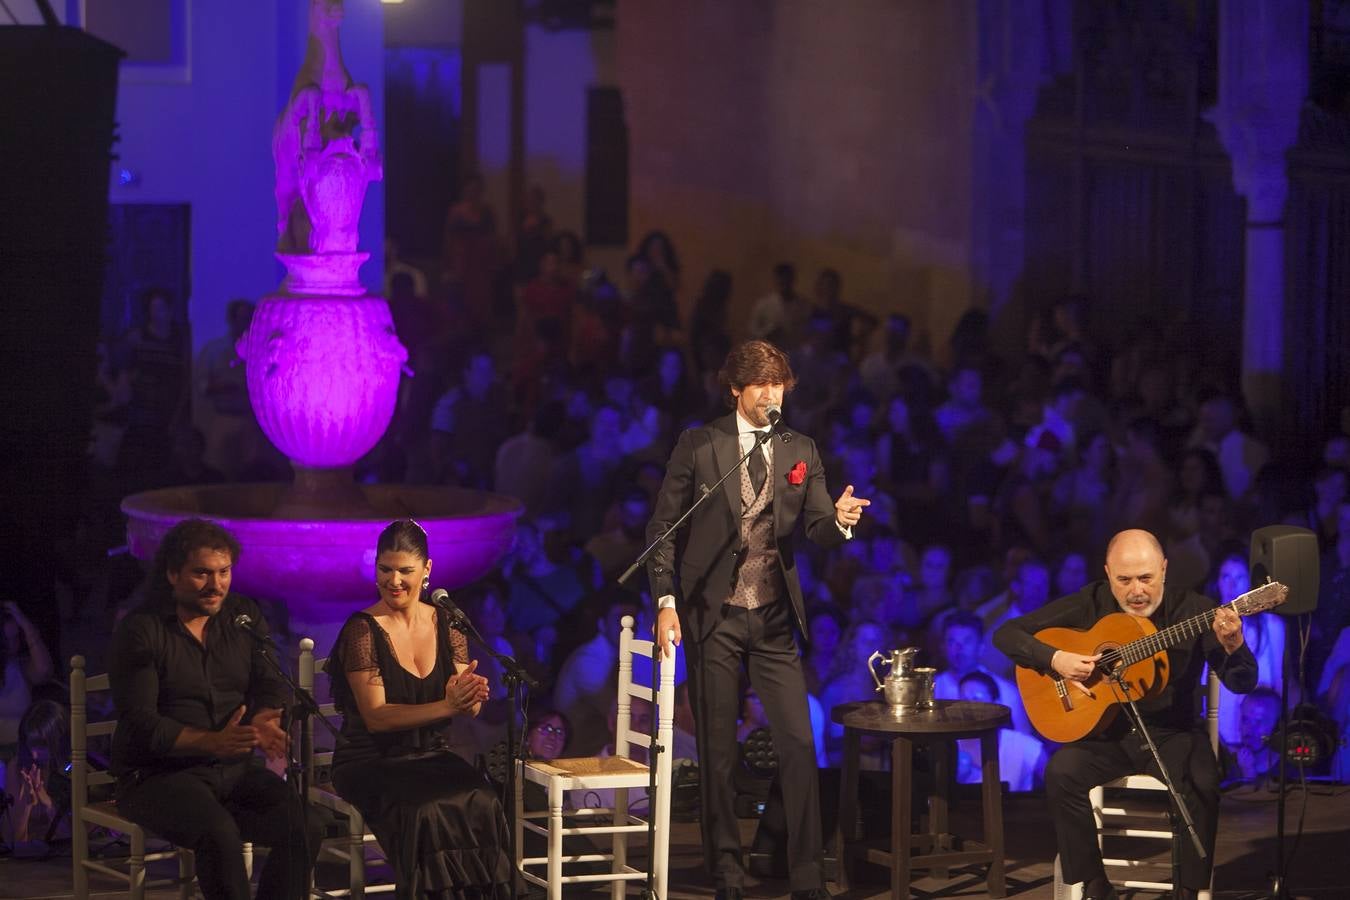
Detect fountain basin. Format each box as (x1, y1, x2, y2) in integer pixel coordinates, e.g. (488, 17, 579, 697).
(122, 483, 522, 642)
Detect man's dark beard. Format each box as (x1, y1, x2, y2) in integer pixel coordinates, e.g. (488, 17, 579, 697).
(177, 592, 224, 617)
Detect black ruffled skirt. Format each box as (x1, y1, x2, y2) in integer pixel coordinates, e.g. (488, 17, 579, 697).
(333, 750, 514, 900)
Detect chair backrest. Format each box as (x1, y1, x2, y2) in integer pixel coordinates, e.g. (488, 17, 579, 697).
(298, 638, 342, 770)
(612, 615, 676, 766)
(69, 655, 117, 816)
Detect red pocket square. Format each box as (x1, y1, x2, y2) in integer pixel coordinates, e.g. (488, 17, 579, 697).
(787, 461, 807, 485)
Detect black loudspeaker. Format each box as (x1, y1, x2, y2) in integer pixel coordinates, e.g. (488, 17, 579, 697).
(747, 767, 898, 881)
(1250, 526, 1320, 616)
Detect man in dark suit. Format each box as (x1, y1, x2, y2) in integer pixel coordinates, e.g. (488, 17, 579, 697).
(647, 339, 868, 900)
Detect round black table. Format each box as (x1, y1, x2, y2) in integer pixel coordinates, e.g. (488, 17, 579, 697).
(831, 699, 1010, 899)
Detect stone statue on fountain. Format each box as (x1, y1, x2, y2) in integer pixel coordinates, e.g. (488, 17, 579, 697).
(273, 0, 383, 294)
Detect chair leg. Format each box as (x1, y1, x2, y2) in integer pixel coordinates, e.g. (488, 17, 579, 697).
(129, 829, 147, 900)
(178, 847, 195, 900)
(351, 816, 366, 900)
(611, 787, 628, 900)
(72, 823, 89, 900)
(548, 779, 563, 900)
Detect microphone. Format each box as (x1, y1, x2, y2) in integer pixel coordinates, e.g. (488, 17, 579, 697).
(765, 404, 782, 427)
(422, 588, 468, 627)
(233, 613, 257, 631)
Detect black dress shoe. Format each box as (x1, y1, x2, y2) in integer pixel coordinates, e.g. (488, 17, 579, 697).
(1082, 883, 1118, 900)
(790, 890, 834, 900)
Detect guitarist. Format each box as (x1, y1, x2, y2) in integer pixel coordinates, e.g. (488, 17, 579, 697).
(992, 529, 1257, 900)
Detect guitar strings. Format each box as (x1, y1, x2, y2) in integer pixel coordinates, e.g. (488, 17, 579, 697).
(1094, 583, 1276, 670)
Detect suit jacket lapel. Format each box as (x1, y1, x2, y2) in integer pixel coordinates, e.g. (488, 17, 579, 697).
(772, 426, 790, 531)
(711, 415, 743, 523)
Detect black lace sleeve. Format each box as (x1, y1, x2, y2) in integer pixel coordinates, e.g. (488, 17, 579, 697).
(325, 614, 381, 716)
(443, 610, 470, 669)
(337, 614, 380, 673)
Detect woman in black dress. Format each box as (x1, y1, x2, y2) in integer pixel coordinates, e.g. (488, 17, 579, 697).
(326, 520, 514, 899)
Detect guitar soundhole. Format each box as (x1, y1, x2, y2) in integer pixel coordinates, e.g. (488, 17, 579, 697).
(1095, 642, 1124, 676)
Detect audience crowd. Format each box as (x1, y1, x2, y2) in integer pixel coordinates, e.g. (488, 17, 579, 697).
(10, 181, 1350, 852)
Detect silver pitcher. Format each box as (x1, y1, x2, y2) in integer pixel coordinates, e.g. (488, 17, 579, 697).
(867, 647, 929, 710)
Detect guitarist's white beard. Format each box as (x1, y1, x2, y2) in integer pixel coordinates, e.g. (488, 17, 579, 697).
(1118, 579, 1164, 618)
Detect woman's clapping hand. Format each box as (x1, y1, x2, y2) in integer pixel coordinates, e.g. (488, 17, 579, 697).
(444, 659, 491, 715)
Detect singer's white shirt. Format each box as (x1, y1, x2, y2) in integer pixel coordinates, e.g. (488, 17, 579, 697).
(656, 412, 850, 612)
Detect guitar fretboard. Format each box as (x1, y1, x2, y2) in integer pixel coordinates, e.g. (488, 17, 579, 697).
(1103, 608, 1221, 669)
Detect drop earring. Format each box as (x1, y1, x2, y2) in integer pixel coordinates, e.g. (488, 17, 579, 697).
(422, 576, 430, 595)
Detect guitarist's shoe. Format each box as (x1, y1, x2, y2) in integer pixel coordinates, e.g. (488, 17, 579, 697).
(1080, 879, 1123, 900)
(1082, 876, 1119, 900)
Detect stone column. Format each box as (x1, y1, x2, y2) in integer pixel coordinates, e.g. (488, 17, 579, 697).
(970, 0, 1072, 313)
(1207, 0, 1308, 432)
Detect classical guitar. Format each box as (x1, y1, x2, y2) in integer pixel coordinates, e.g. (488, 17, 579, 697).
(1014, 580, 1288, 743)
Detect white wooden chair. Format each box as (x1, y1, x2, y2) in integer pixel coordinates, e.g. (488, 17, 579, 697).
(1054, 671, 1221, 900)
(516, 614, 676, 900)
(298, 637, 395, 899)
(70, 655, 253, 900)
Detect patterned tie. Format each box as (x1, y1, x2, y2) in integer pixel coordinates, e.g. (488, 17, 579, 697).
(747, 438, 768, 497)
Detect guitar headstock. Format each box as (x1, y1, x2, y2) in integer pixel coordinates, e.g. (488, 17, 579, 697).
(1231, 581, 1289, 616)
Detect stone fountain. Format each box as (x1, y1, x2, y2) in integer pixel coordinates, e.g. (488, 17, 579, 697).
(122, 0, 520, 647)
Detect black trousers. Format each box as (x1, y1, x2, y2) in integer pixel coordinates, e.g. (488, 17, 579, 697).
(1045, 727, 1220, 890)
(685, 601, 823, 892)
(116, 760, 324, 900)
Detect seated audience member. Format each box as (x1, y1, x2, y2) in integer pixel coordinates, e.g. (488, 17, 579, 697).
(503, 518, 586, 676)
(1053, 551, 1091, 597)
(955, 672, 1047, 792)
(1325, 662, 1350, 783)
(326, 520, 512, 898)
(979, 559, 1052, 683)
(524, 707, 570, 761)
(1188, 391, 1270, 504)
(1111, 416, 1174, 538)
(1284, 465, 1347, 546)
(914, 543, 955, 624)
(553, 589, 642, 756)
(109, 519, 322, 900)
(803, 606, 846, 697)
(820, 620, 891, 767)
(934, 611, 1032, 735)
(1, 699, 71, 846)
(1312, 502, 1350, 690)
(429, 351, 511, 488)
(0, 602, 54, 762)
(1206, 550, 1284, 746)
(1222, 688, 1283, 787)
(546, 404, 631, 538)
(458, 582, 516, 704)
(584, 488, 654, 583)
(494, 401, 566, 517)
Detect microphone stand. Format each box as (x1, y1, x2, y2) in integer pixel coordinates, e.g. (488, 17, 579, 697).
(239, 624, 344, 894)
(617, 420, 777, 900)
(1100, 667, 1206, 872)
(441, 608, 537, 900)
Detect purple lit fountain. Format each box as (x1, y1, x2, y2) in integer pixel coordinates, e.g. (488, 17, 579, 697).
(122, 0, 520, 647)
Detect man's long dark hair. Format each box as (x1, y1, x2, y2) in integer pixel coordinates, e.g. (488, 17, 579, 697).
(148, 518, 241, 603)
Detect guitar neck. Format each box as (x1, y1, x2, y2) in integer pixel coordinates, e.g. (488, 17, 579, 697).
(1112, 609, 1219, 668)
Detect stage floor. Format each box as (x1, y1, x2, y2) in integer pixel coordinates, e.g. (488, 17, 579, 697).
(5, 782, 1347, 899)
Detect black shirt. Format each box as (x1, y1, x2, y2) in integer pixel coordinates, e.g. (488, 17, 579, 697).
(108, 593, 288, 776)
(993, 580, 1259, 732)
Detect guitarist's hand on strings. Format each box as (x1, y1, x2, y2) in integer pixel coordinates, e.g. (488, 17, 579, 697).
(1051, 650, 1101, 696)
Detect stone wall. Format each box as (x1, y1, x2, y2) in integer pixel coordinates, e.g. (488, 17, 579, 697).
(616, 0, 981, 356)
